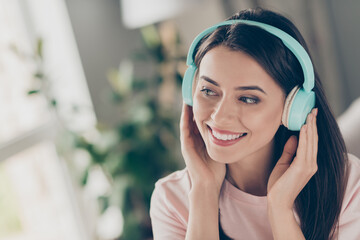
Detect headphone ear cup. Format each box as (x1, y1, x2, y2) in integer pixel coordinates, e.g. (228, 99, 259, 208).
(182, 64, 197, 106)
(286, 88, 316, 131)
(282, 86, 300, 129)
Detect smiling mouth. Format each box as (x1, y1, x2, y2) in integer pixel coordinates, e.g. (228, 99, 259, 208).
(207, 125, 247, 145)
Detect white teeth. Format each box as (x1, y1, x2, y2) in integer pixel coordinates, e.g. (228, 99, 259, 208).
(211, 129, 246, 141)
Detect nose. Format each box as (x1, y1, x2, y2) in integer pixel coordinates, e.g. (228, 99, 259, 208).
(210, 96, 238, 126)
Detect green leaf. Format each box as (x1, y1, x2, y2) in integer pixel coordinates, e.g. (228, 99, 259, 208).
(34, 72, 44, 79)
(37, 38, 43, 59)
(27, 90, 40, 95)
(50, 99, 57, 107)
(97, 196, 110, 213)
(140, 25, 161, 50)
(81, 168, 89, 186)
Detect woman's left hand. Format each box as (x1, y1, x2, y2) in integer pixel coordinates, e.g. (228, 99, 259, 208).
(267, 108, 318, 211)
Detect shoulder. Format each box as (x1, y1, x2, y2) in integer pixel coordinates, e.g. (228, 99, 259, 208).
(153, 168, 191, 200)
(336, 154, 360, 239)
(150, 168, 191, 225)
(341, 153, 360, 212)
(346, 153, 360, 180)
(345, 153, 360, 196)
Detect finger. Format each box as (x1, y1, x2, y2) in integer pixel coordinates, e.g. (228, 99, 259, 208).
(180, 103, 191, 132)
(280, 126, 310, 198)
(295, 122, 307, 161)
(277, 135, 297, 165)
(180, 103, 192, 147)
(313, 109, 318, 160)
(187, 104, 194, 122)
(180, 102, 186, 125)
(306, 112, 314, 165)
(179, 104, 197, 165)
(184, 104, 199, 136)
(179, 103, 187, 137)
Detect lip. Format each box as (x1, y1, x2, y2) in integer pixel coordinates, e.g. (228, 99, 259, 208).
(210, 126, 243, 135)
(207, 126, 246, 147)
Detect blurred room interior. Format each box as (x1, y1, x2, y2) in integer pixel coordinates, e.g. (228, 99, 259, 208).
(0, 0, 359, 239)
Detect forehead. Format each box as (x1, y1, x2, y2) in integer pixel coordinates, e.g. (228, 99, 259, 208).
(198, 46, 283, 92)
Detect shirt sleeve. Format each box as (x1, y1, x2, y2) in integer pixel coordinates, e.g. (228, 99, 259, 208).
(150, 182, 187, 240)
(337, 155, 360, 239)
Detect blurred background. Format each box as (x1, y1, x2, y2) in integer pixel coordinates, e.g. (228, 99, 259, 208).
(0, 0, 359, 239)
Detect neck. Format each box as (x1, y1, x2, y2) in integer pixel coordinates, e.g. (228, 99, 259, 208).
(226, 140, 275, 196)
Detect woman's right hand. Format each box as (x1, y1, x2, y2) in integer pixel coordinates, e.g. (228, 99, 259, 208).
(180, 102, 226, 195)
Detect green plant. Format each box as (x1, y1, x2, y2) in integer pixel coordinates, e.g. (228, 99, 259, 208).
(72, 22, 184, 239)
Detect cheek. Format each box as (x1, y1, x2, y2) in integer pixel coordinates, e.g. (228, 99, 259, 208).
(193, 92, 212, 121)
(244, 102, 284, 134)
(192, 93, 215, 138)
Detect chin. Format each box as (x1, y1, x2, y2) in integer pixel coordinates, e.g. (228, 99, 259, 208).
(207, 148, 242, 164)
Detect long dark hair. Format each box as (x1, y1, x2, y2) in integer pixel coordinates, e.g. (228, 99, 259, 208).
(193, 8, 349, 240)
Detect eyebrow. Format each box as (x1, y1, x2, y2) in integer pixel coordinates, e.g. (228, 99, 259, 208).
(200, 75, 267, 95)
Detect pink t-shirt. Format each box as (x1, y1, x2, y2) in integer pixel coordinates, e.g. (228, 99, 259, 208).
(150, 154, 360, 239)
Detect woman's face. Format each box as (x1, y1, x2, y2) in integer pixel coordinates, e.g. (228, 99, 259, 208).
(193, 46, 286, 164)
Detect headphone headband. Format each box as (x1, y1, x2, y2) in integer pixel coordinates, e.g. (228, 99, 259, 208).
(186, 20, 314, 92)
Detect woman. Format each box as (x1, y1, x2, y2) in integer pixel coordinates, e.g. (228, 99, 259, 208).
(150, 8, 360, 240)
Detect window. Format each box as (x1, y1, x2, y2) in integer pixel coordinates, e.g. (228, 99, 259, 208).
(0, 0, 95, 239)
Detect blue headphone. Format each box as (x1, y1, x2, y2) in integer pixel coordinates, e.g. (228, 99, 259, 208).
(182, 20, 316, 131)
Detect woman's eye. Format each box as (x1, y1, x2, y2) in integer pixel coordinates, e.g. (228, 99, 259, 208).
(239, 97, 259, 104)
(200, 88, 217, 96)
